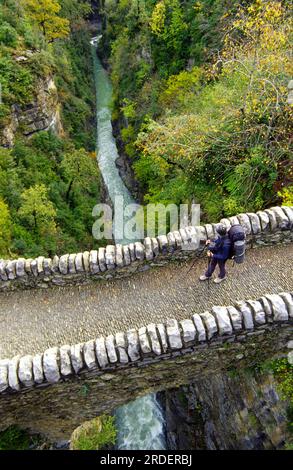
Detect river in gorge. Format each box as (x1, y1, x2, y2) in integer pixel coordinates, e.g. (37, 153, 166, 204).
(91, 38, 166, 451)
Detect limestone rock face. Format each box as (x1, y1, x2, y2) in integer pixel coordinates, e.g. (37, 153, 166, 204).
(162, 370, 290, 450)
(0, 76, 62, 148)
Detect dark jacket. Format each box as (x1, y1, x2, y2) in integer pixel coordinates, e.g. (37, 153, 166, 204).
(209, 235, 231, 261)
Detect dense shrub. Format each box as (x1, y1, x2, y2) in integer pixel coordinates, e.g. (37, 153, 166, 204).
(0, 22, 18, 47)
(0, 426, 30, 450)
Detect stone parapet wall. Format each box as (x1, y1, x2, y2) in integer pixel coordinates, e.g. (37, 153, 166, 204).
(0, 205, 292, 291)
(0, 291, 292, 396)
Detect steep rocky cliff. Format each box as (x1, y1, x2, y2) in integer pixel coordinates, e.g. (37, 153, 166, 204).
(1, 61, 63, 148)
(161, 371, 290, 450)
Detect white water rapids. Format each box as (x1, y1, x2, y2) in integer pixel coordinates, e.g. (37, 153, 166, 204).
(91, 38, 166, 450)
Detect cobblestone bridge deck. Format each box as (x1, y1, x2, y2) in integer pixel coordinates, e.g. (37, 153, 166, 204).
(0, 243, 292, 359)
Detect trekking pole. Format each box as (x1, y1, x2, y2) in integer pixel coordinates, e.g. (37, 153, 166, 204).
(207, 254, 211, 290)
(177, 244, 207, 281)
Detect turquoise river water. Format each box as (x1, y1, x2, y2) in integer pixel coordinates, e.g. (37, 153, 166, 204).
(91, 39, 166, 450)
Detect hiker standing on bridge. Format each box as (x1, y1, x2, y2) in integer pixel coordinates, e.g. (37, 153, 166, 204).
(199, 224, 231, 284)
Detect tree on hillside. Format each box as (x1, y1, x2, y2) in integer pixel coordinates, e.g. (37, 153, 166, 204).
(23, 0, 69, 42)
(59, 0, 92, 26)
(135, 0, 292, 218)
(149, 0, 188, 74)
(0, 199, 12, 257)
(18, 184, 57, 237)
(61, 148, 99, 203)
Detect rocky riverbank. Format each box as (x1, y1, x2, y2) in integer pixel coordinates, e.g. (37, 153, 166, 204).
(160, 370, 291, 450)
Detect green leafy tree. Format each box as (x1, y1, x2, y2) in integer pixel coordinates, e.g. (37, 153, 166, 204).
(61, 148, 99, 202)
(0, 199, 12, 257)
(150, 0, 187, 50)
(0, 21, 18, 47)
(18, 184, 57, 237)
(23, 0, 69, 42)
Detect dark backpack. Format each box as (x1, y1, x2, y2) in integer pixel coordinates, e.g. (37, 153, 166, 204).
(228, 224, 246, 263)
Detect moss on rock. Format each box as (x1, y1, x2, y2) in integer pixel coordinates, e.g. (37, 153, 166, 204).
(70, 415, 117, 450)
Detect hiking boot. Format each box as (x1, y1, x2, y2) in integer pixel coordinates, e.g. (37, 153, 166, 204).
(199, 274, 210, 281)
(214, 276, 226, 284)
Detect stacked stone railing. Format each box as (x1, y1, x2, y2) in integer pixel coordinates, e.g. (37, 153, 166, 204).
(0, 291, 292, 395)
(0, 205, 292, 291)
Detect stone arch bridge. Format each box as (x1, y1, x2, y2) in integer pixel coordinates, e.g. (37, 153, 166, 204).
(0, 205, 292, 440)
